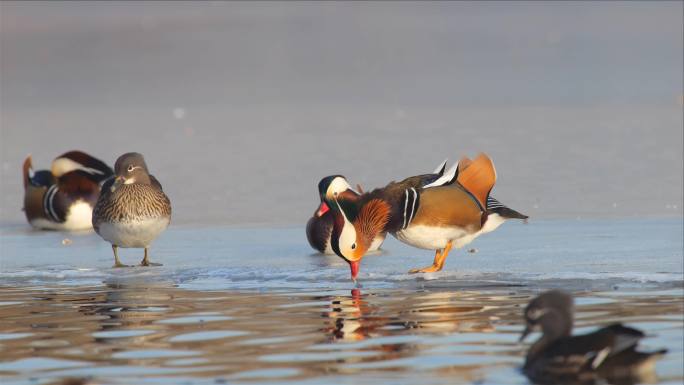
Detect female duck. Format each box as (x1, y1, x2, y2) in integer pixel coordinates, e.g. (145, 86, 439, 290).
(520, 290, 667, 384)
(92, 153, 171, 267)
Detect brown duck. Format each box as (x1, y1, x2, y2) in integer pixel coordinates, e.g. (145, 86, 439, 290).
(92, 152, 171, 267)
(520, 290, 667, 384)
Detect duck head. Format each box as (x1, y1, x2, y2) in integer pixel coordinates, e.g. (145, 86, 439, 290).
(520, 290, 574, 343)
(315, 175, 360, 218)
(114, 152, 152, 185)
(51, 150, 113, 182)
(325, 195, 390, 282)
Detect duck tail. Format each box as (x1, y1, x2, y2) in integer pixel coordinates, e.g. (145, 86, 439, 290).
(487, 196, 529, 221)
(456, 153, 497, 210)
(22, 155, 33, 190)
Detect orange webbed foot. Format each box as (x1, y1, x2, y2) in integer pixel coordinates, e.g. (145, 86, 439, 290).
(408, 264, 444, 274)
(408, 243, 452, 274)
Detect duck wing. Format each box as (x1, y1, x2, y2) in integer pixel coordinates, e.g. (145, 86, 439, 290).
(455, 153, 496, 211)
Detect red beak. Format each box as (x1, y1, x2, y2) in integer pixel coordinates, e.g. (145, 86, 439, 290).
(316, 202, 330, 217)
(349, 260, 360, 282)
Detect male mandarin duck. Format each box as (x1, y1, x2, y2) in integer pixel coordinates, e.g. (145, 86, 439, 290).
(306, 160, 449, 254)
(92, 153, 171, 267)
(306, 175, 381, 254)
(325, 153, 527, 281)
(22, 151, 113, 231)
(520, 290, 667, 384)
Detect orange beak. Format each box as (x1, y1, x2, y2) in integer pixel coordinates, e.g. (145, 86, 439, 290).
(316, 202, 330, 217)
(349, 260, 360, 282)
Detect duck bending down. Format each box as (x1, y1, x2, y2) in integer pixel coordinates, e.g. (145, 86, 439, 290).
(306, 159, 449, 254)
(325, 153, 527, 281)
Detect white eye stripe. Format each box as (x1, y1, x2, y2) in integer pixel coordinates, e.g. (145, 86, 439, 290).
(52, 158, 105, 177)
(527, 308, 548, 321)
(327, 177, 354, 198)
(334, 198, 358, 260)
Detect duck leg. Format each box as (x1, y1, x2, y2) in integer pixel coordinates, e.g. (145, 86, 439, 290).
(112, 245, 129, 268)
(140, 247, 163, 267)
(408, 241, 453, 273)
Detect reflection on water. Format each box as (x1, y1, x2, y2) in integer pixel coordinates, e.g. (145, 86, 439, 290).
(0, 281, 681, 385)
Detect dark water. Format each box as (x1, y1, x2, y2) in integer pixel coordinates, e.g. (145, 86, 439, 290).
(0, 220, 682, 384)
(0, 283, 682, 385)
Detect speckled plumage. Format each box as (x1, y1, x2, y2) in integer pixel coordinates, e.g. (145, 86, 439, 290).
(93, 182, 171, 226)
(92, 152, 171, 267)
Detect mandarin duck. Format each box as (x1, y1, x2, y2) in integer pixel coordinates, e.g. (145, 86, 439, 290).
(326, 153, 527, 281)
(22, 151, 113, 231)
(92, 153, 171, 267)
(306, 160, 449, 254)
(520, 290, 667, 384)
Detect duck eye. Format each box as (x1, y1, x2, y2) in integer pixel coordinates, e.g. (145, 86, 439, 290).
(351, 243, 356, 250)
(127, 165, 134, 172)
(333, 191, 338, 196)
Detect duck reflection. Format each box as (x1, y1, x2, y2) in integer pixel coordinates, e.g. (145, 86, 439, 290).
(323, 289, 374, 342)
(323, 289, 499, 342)
(402, 291, 494, 334)
(77, 277, 174, 332)
(321, 288, 419, 365)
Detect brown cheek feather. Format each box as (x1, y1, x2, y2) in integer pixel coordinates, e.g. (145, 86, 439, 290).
(353, 199, 390, 256)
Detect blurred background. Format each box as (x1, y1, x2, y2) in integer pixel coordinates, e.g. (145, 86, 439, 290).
(1, 1, 682, 227)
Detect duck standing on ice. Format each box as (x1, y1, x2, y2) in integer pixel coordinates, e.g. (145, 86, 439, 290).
(325, 153, 527, 281)
(306, 159, 449, 254)
(92, 152, 171, 267)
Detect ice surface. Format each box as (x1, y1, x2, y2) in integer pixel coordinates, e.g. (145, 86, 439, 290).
(1, 219, 681, 291)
